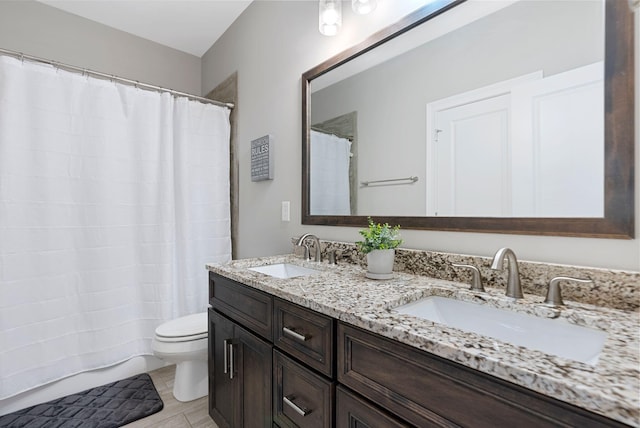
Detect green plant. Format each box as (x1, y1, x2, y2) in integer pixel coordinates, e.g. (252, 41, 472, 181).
(356, 217, 402, 254)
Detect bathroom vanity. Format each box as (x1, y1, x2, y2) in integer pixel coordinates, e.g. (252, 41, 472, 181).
(206, 253, 639, 427)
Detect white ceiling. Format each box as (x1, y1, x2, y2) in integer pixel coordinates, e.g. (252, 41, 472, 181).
(37, 0, 254, 57)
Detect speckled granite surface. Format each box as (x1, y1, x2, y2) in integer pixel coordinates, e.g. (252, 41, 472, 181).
(207, 253, 640, 426)
(317, 240, 640, 311)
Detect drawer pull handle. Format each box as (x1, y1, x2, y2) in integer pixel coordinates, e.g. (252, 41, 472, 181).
(228, 341, 235, 380)
(283, 326, 310, 342)
(223, 339, 229, 374)
(283, 395, 311, 417)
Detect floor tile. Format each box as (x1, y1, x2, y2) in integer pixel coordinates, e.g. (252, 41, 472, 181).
(122, 365, 218, 428)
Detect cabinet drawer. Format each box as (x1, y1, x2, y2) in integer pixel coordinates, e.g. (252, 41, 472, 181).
(336, 386, 410, 428)
(273, 298, 334, 377)
(210, 272, 273, 341)
(338, 322, 625, 428)
(273, 350, 334, 428)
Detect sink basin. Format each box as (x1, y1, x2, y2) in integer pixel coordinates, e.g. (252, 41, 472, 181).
(248, 263, 319, 279)
(394, 296, 607, 365)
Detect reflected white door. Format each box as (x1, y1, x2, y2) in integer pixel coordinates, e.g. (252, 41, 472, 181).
(429, 95, 510, 217)
(426, 63, 602, 218)
(510, 62, 604, 217)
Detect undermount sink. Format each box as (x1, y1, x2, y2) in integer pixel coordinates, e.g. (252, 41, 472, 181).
(248, 263, 319, 279)
(394, 296, 607, 366)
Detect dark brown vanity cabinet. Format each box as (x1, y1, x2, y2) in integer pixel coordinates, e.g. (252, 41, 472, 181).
(209, 272, 628, 428)
(209, 273, 274, 428)
(209, 272, 336, 428)
(208, 309, 272, 428)
(337, 323, 628, 428)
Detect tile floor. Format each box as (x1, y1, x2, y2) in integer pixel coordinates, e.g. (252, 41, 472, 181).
(123, 365, 218, 428)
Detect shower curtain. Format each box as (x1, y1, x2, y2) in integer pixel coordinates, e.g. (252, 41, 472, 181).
(310, 130, 351, 215)
(0, 56, 231, 399)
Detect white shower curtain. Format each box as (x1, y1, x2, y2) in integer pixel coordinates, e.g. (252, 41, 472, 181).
(310, 130, 351, 215)
(0, 56, 231, 399)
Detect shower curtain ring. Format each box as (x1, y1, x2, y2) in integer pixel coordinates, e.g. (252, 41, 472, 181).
(19, 53, 24, 64)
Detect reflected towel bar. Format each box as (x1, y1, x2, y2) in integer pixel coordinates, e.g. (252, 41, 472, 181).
(360, 176, 419, 187)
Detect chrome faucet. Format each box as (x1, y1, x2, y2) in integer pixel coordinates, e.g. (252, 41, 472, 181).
(295, 233, 322, 262)
(490, 248, 523, 299)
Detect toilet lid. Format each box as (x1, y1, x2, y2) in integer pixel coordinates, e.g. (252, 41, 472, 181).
(155, 312, 208, 339)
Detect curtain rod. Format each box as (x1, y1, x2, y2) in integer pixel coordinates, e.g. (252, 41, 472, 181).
(0, 47, 234, 109)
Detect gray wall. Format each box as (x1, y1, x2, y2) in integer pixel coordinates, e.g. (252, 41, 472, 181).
(201, 0, 425, 260)
(202, 0, 640, 272)
(0, 0, 201, 94)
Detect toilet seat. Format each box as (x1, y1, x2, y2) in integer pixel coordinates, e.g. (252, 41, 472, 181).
(155, 312, 208, 343)
(152, 311, 209, 402)
(155, 332, 207, 343)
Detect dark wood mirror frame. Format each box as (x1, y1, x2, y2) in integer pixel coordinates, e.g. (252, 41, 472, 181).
(302, 0, 634, 239)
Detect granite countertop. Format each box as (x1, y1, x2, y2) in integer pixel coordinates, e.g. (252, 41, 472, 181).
(206, 254, 640, 426)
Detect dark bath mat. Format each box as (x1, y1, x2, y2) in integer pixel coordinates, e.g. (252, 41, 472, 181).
(0, 373, 164, 428)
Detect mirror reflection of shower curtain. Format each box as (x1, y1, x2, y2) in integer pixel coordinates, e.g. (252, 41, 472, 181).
(310, 130, 351, 215)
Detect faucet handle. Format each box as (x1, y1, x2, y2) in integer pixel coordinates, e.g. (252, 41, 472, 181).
(544, 276, 593, 307)
(452, 263, 485, 292)
(327, 249, 337, 265)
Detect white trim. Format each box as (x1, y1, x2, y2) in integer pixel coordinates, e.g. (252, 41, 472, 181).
(426, 71, 543, 114)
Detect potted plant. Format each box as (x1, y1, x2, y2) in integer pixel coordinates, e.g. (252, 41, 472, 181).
(356, 217, 402, 279)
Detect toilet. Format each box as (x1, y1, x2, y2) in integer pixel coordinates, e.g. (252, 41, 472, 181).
(152, 312, 209, 402)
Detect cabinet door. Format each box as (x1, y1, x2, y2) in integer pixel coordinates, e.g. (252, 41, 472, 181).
(236, 323, 273, 428)
(209, 309, 237, 428)
(209, 308, 273, 428)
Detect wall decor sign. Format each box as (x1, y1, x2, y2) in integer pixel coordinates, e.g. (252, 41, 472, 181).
(250, 135, 274, 181)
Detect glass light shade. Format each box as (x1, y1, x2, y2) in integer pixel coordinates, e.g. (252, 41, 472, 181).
(319, 0, 342, 36)
(352, 0, 377, 15)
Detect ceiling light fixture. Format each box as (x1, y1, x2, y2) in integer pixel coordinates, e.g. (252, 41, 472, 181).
(352, 0, 378, 15)
(319, 0, 342, 36)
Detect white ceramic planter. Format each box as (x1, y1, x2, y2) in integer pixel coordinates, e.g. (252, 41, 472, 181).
(366, 249, 395, 276)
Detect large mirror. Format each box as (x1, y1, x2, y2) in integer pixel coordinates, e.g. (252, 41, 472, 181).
(302, 0, 634, 238)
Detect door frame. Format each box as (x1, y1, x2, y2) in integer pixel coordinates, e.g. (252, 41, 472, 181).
(425, 71, 542, 215)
